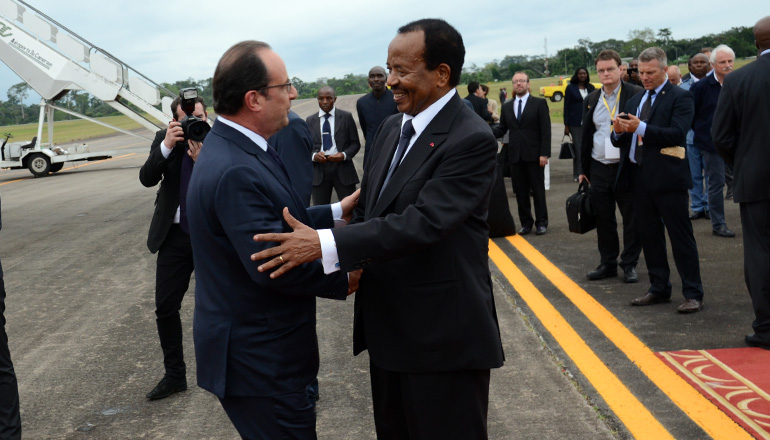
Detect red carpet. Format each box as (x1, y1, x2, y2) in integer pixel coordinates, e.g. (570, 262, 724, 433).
(657, 348, 770, 439)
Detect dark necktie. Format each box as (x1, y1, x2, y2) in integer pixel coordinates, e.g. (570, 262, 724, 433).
(322, 113, 332, 151)
(634, 89, 656, 165)
(179, 147, 194, 234)
(517, 99, 523, 122)
(380, 119, 415, 195)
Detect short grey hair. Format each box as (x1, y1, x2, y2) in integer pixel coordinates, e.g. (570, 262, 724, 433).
(710, 44, 735, 64)
(638, 47, 667, 70)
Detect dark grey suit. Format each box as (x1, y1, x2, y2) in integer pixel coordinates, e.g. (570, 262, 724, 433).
(306, 108, 361, 205)
(713, 53, 770, 337)
(493, 95, 551, 229)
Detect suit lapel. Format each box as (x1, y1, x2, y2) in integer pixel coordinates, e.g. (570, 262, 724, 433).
(370, 95, 459, 217)
(366, 123, 401, 217)
(333, 109, 343, 141)
(647, 82, 672, 120)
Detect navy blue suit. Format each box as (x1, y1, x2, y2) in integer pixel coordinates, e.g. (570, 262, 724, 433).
(0, 202, 22, 439)
(613, 82, 703, 300)
(186, 118, 347, 437)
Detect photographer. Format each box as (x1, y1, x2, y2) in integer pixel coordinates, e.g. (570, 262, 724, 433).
(139, 91, 209, 400)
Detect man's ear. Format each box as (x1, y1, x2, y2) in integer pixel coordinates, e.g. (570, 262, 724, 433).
(435, 63, 451, 88)
(244, 90, 262, 113)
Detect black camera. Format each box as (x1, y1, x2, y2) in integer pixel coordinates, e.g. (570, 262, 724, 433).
(178, 87, 210, 142)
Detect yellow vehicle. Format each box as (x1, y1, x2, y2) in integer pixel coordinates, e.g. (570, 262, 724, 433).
(539, 78, 602, 102)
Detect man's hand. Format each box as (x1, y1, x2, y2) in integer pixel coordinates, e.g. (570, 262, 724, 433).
(564, 125, 570, 136)
(251, 208, 322, 278)
(578, 174, 590, 185)
(348, 269, 362, 295)
(164, 121, 185, 147)
(314, 151, 327, 163)
(327, 152, 345, 163)
(539, 156, 549, 167)
(187, 140, 202, 162)
(613, 113, 640, 134)
(340, 189, 360, 223)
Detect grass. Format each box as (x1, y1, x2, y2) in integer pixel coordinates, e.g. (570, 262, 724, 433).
(0, 115, 144, 145)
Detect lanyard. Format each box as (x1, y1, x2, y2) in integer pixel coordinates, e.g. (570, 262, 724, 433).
(602, 88, 621, 132)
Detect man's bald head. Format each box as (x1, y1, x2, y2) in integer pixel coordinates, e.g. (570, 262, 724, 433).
(755, 15, 770, 53)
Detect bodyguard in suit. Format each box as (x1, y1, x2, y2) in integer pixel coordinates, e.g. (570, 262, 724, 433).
(307, 86, 361, 205)
(252, 19, 505, 439)
(579, 50, 642, 284)
(493, 72, 551, 235)
(712, 15, 770, 349)
(139, 96, 207, 400)
(185, 41, 350, 438)
(357, 66, 399, 170)
(0, 204, 22, 439)
(612, 47, 704, 314)
(465, 81, 493, 123)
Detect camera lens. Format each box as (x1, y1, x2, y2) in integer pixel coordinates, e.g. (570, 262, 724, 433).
(187, 120, 210, 142)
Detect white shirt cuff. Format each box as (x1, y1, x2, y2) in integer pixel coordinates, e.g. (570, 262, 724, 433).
(331, 202, 342, 221)
(161, 141, 173, 159)
(318, 229, 340, 274)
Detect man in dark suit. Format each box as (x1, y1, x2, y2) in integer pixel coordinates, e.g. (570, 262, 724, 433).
(139, 96, 207, 400)
(0, 205, 21, 440)
(612, 47, 704, 314)
(306, 86, 361, 205)
(269, 110, 314, 206)
(251, 19, 505, 439)
(357, 66, 399, 170)
(465, 81, 493, 123)
(493, 72, 551, 235)
(712, 15, 770, 349)
(185, 41, 351, 438)
(579, 50, 642, 284)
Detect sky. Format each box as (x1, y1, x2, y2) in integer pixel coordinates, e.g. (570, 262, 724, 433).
(0, 0, 765, 103)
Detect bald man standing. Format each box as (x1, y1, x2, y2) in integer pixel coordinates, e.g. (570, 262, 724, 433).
(713, 16, 770, 349)
(357, 66, 399, 170)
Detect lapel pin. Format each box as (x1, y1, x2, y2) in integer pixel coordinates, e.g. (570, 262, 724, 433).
(429, 142, 435, 147)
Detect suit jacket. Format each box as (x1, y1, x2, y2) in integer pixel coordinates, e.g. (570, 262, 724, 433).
(492, 95, 551, 162)
(268, 110, 314, 206)
(186, 119, 347, 398)
(690, 73, 722, 153)
(306, 108, 361, 186)
(563, 82, 595, 126)
(612, 82, 694, 193)
(465, 93, 493, 122)
(580, 81, 642, 179)
(712, 53, 770, 203)
(331, 93, 505, 373)
(139, 129, 185, 253)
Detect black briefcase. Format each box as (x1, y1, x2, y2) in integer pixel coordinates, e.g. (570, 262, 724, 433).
(558, 134, 574, 159)
(566, 181, 596, 234)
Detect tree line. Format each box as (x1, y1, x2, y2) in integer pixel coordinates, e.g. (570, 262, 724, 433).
(0, 25, 756, 127)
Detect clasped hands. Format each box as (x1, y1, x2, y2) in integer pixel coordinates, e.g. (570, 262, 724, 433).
(250, 189, 361, 294)
(314, 151, 345, 163)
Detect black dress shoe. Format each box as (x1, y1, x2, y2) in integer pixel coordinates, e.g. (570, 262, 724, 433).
(535, 226, 547, 235)
(631, 292, 671, 306)
(689, 210, 707, 220)
(586, 264, 617, 280)
(677, 299, 703, 313)
(713, 225, 736, 237)
(146, 376, 187, 400)
(623, 266, 638, 283)
(745, 334, 770, 350)
(518, 226, 531, 235)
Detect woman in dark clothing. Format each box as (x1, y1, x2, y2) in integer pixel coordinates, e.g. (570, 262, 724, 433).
(563, 67, 596, 180)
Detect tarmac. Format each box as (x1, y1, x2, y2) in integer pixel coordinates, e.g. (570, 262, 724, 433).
(0, 93, 756, 439)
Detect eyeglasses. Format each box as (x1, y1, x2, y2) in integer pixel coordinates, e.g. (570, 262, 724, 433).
(260, 82, 293, 93)
(512, 79, 528, 84)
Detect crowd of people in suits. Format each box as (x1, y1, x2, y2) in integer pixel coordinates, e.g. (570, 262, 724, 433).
(3, 14, 770, 440)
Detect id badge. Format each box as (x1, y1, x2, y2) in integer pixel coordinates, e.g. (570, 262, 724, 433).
(605, 138, 620, 160)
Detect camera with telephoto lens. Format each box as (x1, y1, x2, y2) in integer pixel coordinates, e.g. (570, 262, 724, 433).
(178, 87, 210, 142)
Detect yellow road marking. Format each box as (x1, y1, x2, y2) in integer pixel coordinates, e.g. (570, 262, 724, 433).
(503, 235, 752, 439)
(489, 240, 674, 439)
